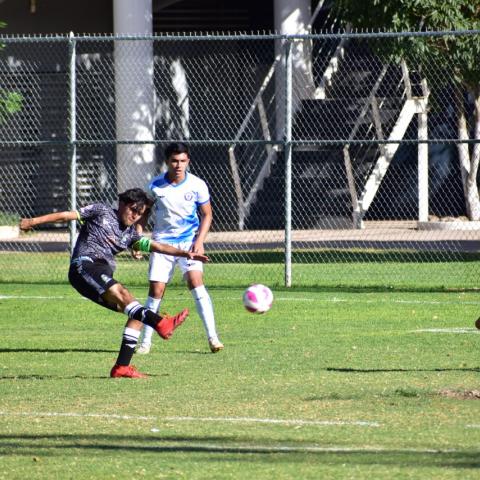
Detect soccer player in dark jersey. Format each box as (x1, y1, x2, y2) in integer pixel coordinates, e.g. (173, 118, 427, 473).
(19, 188, 209, 379)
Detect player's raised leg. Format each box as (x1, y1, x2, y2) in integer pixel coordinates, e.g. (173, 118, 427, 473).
(123, 299, 189, 340)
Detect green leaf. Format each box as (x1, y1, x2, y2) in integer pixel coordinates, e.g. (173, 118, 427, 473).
(0, 90, 24, 123)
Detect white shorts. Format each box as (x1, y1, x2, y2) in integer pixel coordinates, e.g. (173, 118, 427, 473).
(148, 240, 203, 283)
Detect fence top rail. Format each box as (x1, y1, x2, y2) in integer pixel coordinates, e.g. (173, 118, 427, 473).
(1, 139, 479, 148)
(0, 29, 479, 43)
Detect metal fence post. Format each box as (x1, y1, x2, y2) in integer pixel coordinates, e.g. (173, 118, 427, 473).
(68, 32, 77, 254)
(284, 39, 293, 288)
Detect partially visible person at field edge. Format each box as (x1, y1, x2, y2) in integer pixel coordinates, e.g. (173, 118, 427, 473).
(136, 142, 223, 355)
(19, 188, 209, 378)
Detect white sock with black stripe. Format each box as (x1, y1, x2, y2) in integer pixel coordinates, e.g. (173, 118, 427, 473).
(124, 301, 159, 329)
(124, 301, 144, 319)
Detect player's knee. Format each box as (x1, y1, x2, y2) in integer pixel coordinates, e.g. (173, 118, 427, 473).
(109, 283, 135, 308)
(149, 282, 166, 298)
(186, 272, 204, 290)
(119, 288, 135, 305)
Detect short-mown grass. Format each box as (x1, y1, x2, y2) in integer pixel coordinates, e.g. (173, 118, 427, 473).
(1, 249, 479, 289)
(0, 279, 479, 479)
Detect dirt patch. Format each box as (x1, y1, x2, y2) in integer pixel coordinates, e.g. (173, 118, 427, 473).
(439, 389, 480, 400)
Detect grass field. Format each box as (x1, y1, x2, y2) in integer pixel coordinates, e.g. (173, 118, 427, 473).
(0, 279, 479, 479)
(1, 250, 479, 290)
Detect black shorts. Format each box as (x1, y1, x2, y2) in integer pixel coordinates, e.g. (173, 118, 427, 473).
(68, 256, 119, 311)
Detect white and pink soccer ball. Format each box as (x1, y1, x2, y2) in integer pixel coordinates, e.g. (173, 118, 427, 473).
(243, 284, 273, 314)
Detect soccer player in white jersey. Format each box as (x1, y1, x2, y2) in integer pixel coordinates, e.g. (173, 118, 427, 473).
(137, 142, 223, 354)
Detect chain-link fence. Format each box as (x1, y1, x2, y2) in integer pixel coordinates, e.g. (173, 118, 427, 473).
(0, 31, 479, 289)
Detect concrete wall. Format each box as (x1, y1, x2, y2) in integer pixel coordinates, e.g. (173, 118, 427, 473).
(0, 0, 112, 34)
(0, 0, 274, 35)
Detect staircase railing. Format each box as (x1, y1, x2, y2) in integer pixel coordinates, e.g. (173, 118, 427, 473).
(314, 24, 351, 100)
(228, 1, 347, 230)
(343, 60, 429, 228)
(227, 55, 279, 230)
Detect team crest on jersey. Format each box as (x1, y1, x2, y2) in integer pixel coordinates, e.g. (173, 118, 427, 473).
(101, 274, 111, 284)
(184, 192, 194, 201)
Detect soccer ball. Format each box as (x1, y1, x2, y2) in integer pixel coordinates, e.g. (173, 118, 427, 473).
(243, 284, 273, 314)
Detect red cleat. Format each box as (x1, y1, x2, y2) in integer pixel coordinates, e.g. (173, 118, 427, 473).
(155, 308, 189, 340)
(110, 364, 148, 378)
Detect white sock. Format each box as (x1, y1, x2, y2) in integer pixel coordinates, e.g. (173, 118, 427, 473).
(191, 285, 218, 340)
(141, 296, 161, 345)
(123, 327, 141, 348)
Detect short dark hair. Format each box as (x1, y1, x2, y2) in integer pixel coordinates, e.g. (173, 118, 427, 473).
(118, 188, 153, 209)
(164, 142, 190, 159)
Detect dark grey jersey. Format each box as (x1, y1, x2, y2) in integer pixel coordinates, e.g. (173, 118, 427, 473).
(71, 203, 142, 270)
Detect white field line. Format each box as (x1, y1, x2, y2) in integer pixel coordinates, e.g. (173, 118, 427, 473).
(0, 411, 379, 427)
(466, 425, 480, 428)
(1, 294, 479, 307)
(324, 297, 480, 306)
(164, 416, 380, 427)
(0, 411, 156, 420)
(413, 328, 480, 334)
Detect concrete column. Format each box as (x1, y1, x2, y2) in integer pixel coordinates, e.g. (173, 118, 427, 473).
(113, 0, 155, 193)
(274, 0, 314, 139)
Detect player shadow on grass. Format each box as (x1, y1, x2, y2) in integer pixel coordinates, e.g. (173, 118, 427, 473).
(0, 372, 171, 380)
(326, 367, 480, 373)
(0, 348, 117, 353)
(0, 374, 110, 380)
(0, 433, 480, 468)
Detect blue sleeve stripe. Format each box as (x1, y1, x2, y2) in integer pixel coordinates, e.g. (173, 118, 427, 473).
(150, 175, 167, 189)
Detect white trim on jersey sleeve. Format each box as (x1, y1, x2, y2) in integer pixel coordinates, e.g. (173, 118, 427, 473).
(196, 178, 210, 205)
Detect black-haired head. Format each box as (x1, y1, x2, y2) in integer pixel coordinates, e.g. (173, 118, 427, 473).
(164, 142, 190, 159)
(118, 188, 153, 210)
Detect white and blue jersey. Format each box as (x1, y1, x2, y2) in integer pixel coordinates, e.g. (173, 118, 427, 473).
(148, 172, 210, 244)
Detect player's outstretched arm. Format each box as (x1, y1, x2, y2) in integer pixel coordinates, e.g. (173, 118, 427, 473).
(19, 211, 78, 231)
(133, 238, 209, 263)
(150, 240, 209, 263)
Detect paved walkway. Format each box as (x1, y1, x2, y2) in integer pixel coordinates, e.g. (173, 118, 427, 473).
(2, 221, 479, 252)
